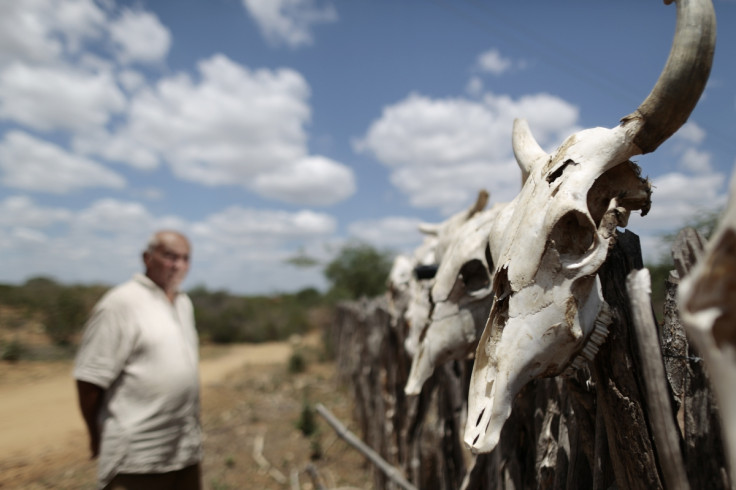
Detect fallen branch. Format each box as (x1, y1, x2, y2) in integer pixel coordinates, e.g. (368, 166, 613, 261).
(315, 403, 417, 490)
(305, 463, 326, 490)
(252, 433, 288, 485)
(290, 467, 301, 490)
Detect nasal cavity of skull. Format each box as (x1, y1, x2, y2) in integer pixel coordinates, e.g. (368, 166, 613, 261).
(547, 159, 576, 186)
(550, 211, 594, 257)
(460, 259, 490, 293)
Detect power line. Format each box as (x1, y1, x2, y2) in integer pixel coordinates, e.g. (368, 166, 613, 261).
(425, 0, 736, 156)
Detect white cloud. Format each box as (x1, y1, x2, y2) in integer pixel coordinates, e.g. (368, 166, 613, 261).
(55, 0, 107, 53)
(0, 0, 106, 65)
(0, 62, 126, 132)
(187, 206, 337, 292)
(0, 196, 339, 293)
(355, 91, 579, 213)
(475, 49, 512, 76)
(0, 131, 126, 193)
(75, 198, 156, 231)
(674, 121, 706, 145)
(347, 216, 424, 249)
(117, 68, 147, 92)
(645, 171, 726, 229)
(197, 206, 336, 244)
(678, 147, 712, 173)
(109, 8, 171, 65)
(73, 127, 160, 170)
(85, 54, 354, 205)
(466, 76, 484, 97)
(0, 195, 72, 227)
(0, 0, 62, 64)
(242, 0, 337, 48)
(627, 169, 727, 263)
(254, 156, 356, 206)
(0, 196, 155, 284)
(12, 227, 48, 244)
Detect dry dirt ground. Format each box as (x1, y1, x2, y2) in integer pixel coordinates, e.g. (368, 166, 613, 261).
(0, 332, 374, 489)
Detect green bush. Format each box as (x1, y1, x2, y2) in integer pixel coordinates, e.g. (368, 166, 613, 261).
(1, 340, 24, 362)
(0, 278, 106, 347)
(296, 401, 317, 437)
(190, 286, 328, 344)
(309, 436, 323, 461)
(288, 351, 307, 374)
(44, 288, 88, 345)
(324, 242, 394, 301)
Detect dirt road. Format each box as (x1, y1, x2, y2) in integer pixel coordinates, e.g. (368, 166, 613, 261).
(0, 341, 294, 460)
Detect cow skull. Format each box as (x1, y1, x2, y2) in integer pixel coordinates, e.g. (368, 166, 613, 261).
(678, 169, 736, 479)
(405, 204, 505, 395)
(464, 0, 715, 454)
(387, 254, 416, 329)
(404, 190, 490, 357)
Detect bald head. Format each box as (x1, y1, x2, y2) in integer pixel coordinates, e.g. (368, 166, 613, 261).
(143, 230, 191, 300)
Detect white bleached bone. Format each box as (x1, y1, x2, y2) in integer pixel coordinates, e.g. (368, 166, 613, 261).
(464, 0, 715, 454)
(403, 190, 489, 357)
(405, 203, 505, 395)
(678, 168, 736, 480)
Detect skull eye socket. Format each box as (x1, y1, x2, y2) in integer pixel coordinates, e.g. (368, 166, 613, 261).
(460, 259, 490, 292)
(549, 210, 595, 256)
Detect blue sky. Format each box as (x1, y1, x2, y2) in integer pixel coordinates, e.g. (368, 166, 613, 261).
(0, 0, 734, 295)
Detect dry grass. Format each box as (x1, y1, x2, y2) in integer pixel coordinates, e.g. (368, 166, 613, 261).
(0, 343, 374, 490)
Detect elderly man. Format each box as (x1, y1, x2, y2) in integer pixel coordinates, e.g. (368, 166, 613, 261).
(74, 230, 202, 490)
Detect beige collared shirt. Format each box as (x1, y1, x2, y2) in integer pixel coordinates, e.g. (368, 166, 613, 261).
(74, 273, 201, 488)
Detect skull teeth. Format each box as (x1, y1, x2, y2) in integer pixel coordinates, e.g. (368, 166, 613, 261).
(564, 302, 612, 376)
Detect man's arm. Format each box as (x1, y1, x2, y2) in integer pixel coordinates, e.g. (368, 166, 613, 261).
(76, 380, 104, 459)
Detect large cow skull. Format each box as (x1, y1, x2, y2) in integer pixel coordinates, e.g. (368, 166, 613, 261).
(405, 204, 505, 395)
(464, 0, 715, 454)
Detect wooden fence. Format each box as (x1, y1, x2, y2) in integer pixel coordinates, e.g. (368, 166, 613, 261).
(326, 230, 729, 490)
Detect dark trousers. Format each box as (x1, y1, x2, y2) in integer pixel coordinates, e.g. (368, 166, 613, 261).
(104, 463, 201, 490)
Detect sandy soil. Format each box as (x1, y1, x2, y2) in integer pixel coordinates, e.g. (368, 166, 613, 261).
(0, 341, 293, 459)
(0, 333, 373, 489)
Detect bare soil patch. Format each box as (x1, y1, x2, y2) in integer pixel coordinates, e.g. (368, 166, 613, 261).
(0, 333, 373, 489)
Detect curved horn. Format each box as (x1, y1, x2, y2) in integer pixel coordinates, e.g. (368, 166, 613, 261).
(512, 118, 548, 185)
(621, 0, 716, 154)
(418, 222, 440, 236)
(467, 189, 490, 218)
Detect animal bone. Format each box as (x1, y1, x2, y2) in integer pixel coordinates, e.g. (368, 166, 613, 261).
(387, 253, 425, 330)
(678, 169, 736, 480)
(403, 190, 490, 357)
(464, 0, 715, 454)
(418, 189, 489, 262)
(405, 204, 504, 395)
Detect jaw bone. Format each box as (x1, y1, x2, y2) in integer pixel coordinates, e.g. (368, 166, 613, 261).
(463, 0, 715, 454)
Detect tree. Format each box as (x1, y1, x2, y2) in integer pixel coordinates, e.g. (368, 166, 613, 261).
(323, 242, 394, 301)
(44, 288, 88, 345)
